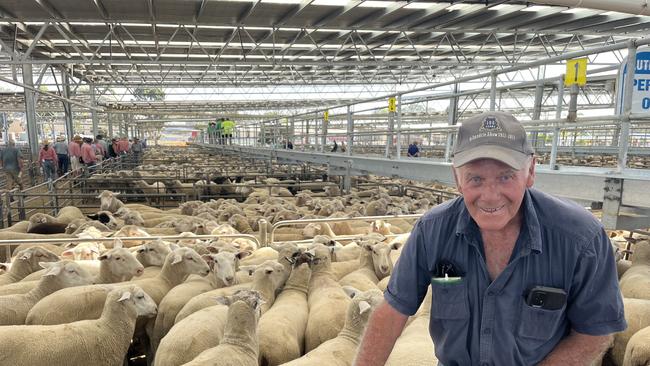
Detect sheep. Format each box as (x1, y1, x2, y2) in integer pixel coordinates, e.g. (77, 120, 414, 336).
(283, 288, 384, 366)
(88, 210, 125, 230)
(61, 241, 107, 261)
(0, 285, 157, 366)
(149, 249, 248, 353)
(25, 247, 210, 325)
(229, 213, 255, 234)
(370, 219, 404, 235)
(0, 263, 7, 275)
(365, 199, 388, 216)
(114, 206, 145, 227)
(338, 241, 399, 292)
(624, 325, 650, 366)
(156, 261, 285, 366)
(112, 224, 151, 247)
(385, 289, 437, 366)
(97, 190, 125, 213)
(65, 219, 111, 234)
(0, 261, 94, 325)
(179, 200, 203, 216)
(259, 257, 313, 366)
(26, 213, 68, 234)
(332, 258, 364, 280)
(620, 239, 650, 300)
(93, 243, 145, 283)
(182, 289, 265, 366)
(610, 298, 650, 366)
(238, 246, 278, 266)
(305, 243, 353, 352)
(0, 247, 59, 285)
(324, 185, 341, 197)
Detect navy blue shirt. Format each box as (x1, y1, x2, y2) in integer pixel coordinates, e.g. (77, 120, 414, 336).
(385, 188, 626, 366)
(407, 144, 419, 157)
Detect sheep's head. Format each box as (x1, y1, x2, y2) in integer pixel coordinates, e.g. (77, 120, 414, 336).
(306, 243, 335, 272)
(168, 247, 210, 277)
(203, 249, 249, 287)
(214, 289, 265, 319)
(273, 210, 300, 223)
(61, 242, 105, 261)
(363, 241, 402, 279)
(313, 234, 339, 248)
(39, 260, 94, 287)
(370, 220, 392, 235)
(302, 223, 323, 238)
(30, 213, 53, 224)
(342, 287, 383, 325)
(99, 246, 145, 280)
(16, 247, 59, 271)
(112, 285, 157, 317)
(135, 239, 172, 267)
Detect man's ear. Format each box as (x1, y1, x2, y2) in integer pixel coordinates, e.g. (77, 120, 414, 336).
(526, 156, 536, 188)
(452, 167, 463, 194)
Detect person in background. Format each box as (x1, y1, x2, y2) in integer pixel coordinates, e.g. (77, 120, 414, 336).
(38, 139, 58, 181)
(118, 136, 129, 154)
(221, 118, 235, 145)
(340, 141, 347, 153)
(80, 137, 97, 172)
(286, 140, 293, 150)
(331, 140, 338, 152)
(131, 137, 143, 164)
(96, 135, 108, 159)
(215, 118, 224, 144)
(53, 136, 69, 175)
(92, 138, 105, 163)
(108, 138, 118, 158)
(207, 122, 216, 144)
(0, 140, 23, 191)
(68, 135, 82, 171)
(407, 140, 420, 157)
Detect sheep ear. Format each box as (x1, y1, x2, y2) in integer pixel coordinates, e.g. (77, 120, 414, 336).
(239, 265, 258, 276)
(96, 194, 102, 199)
(40, 262, 62, 277)
(98, 254, 109, 261)
(171, 253, 183, 265)
(117, 291, 131, 302)
(169, 243, 181, 251)
(61, 249, 75, 258)
(305, 249, 316, 256)
(206, 246, 219, 254)
(390, 242, 403, 251)
(19, 251, 32, 260)
(113, 239, 124, 249)
(213, 296, 231, 306)
(358, 301, 372, 315)
(342, 286, 361, 299)
(64, 242, 78, 249)
(236, 250, 251, 260)
(0, 263, 6, 271)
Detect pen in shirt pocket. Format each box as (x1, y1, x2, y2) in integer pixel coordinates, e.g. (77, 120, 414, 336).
(431, 260, 463, 285)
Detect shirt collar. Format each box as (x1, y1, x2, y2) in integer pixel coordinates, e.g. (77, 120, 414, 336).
(454, 189, 543, 253)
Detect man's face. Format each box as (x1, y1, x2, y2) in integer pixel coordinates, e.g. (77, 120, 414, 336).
(453, 158, 535, 233)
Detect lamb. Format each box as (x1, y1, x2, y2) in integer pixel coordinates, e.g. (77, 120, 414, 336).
(88, 210, 125, 230)
(97, 190, 125, 213)
(114, 206, 145, 227)
(385, 289, 437, 366)
(305, 243, 353, 352)
(135, 239, 173, 267)
(610, 298, 650, 366)
(112, 224, 151, 247)
(0, 247, 59, 285)
(26, 213, 68, 234)
(620, 239, 650, 300)
(624, 325, 650, 366)
(270, 186, 293, 197)
(283, 288, 384, 366)
(156, 261, 285, 366)
(182, 290, 265, 366)
(179, 200, 203, 216)
(149, 249, 248, 353)
(134, 180, 166, 195)
(25, 248, 210, 325)
(61, 241, 107, 261)
(0, 261, 94, 325)
(370, 219, 404, 235)
(339, 241, 401, 292)
(0, 285, 157, 366)
(65, 219, 111, 234)
(259, 256, 313, 366)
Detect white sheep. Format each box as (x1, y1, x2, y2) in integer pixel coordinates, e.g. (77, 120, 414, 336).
(0, 247, 59, 285)
(156, 261, 285, 366)
(112, 224, 151, 247)
(0, 285, 157, 366)
(283, 287, 384, 366)
(182, 289, 265, 366)
(25, 247, 210, 325)
(0, 261, 94, 325)
(97, 190, 125, 213)
(114, 206, 145, 227)
(611, 298, 650, 366)
(624, 325, 650, 366)
(305, 243, 352, 352)
(620, 239, 650, 300)
(339, 240, 402, 292)
(259, 257, 313, 366)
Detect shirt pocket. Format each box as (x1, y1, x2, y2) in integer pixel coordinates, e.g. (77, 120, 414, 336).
(430, 281, 469, 320)
(517, 302, 566, 341)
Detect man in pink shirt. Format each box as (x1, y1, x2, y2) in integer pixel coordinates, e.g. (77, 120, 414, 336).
(81, 137, 97, 172)
(38, 139, 58, 181)
(68, 135, 83, 171)
(117, 136, 130, 154)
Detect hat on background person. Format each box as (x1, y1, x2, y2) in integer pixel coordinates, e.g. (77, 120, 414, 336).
(56, 136, 65, 142)
(42, 139, 50, 146)
(73, 135, 82, 142)
(452, 111, 534, 170)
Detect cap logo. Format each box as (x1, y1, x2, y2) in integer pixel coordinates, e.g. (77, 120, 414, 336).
(480, 116, 501, 131)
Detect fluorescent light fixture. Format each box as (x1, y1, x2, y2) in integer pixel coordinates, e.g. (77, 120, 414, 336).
(313, 0, 349, 6)
(521, 5, 554, 12)
(404, 3, 434, 9)
(447, 4, 472, 11)
(359, 1, 397, 8)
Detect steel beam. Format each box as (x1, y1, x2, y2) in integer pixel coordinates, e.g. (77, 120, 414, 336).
(61, 71, 75, 141)
(21, 64, 39, 158)
(618, 41, 636, 172)
(90, 83, 98, 137)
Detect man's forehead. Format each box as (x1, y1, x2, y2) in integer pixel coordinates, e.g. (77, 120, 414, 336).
(457, 158, 519, 173)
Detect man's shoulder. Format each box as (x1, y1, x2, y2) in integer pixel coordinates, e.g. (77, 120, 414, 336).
(528, 188, 602, 241)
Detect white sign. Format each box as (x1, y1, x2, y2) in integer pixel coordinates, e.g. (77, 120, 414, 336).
(617, 46, 650, 114)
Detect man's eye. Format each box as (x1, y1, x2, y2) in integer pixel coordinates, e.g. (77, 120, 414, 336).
(499, 175, 513, 182)
(470, 177, 482, 184)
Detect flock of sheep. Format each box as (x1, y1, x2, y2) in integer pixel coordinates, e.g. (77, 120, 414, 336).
(0, 146, 647, 366)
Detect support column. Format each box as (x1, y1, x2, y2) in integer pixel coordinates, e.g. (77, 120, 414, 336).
(107, 112, 113, 137)
(62, 71, 74, 141)
(385, 105, 395, 158)
(305, 118, 310, 147)
(314, 113, 320, 152)
(396, 95, 402, 159)
(490, 70, 497, 111)
(618, 40, 637, 172)
(22, 64, 39, 158)
(444, 83, 459, 162)
(90, 83, 98, 138)
(530, 80, 544, 147)
(550, 75, 564, 170)
(289, 117, 295, 147)
(321, 115, 328, 153)
(346, 105, 353, 156)
(1, 113, 8, 144)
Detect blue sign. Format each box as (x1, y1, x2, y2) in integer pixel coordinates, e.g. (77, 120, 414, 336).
(617, 47, 650, 114)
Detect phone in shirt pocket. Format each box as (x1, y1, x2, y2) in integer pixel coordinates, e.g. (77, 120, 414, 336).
(519, 286, 567, 341)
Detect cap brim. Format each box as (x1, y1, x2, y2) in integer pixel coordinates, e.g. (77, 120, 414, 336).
(453, 145, 530, 170)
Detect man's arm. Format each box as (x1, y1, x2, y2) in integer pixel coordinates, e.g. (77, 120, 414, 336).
(538, 330, 612, 366)
(353, 300, 409, 366)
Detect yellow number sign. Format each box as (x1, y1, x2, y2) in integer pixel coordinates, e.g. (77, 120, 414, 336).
(388, 97, 397, 112)
(565, 58, 587, 86)
(323, 111, 329, 121)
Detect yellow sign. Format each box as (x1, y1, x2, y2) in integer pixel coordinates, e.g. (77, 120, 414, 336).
(323, 111, 329, 121)
(388, 97, 397, 112)
(565, 58, 588, 86)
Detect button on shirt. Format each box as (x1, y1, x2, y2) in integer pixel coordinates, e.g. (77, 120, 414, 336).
(385, 188, 626, 366)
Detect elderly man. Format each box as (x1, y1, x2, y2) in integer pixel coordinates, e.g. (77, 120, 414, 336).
(354, 112, 626, 366)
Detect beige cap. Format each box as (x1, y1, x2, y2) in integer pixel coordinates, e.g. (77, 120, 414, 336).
(452, 112, 534, 170)
(42, 139, 50, 145)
